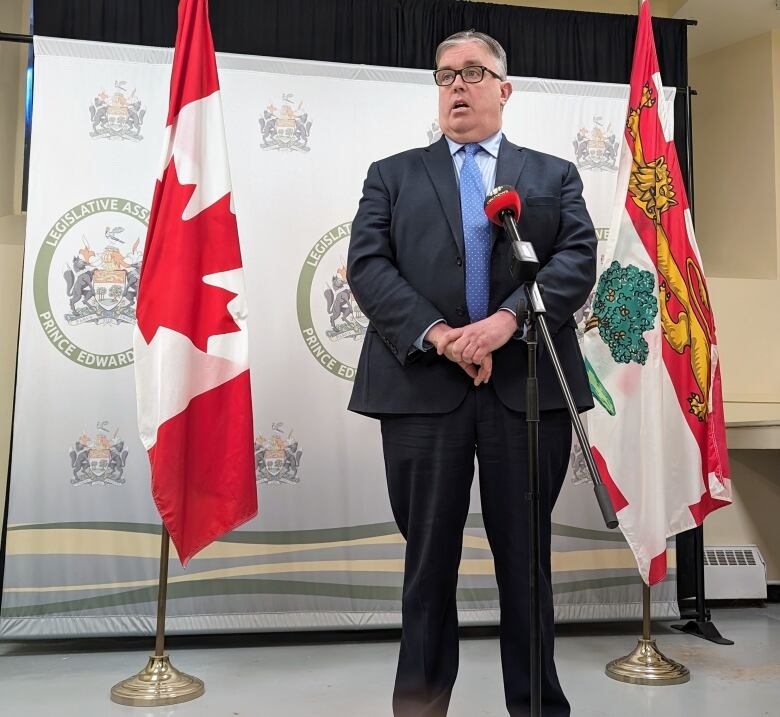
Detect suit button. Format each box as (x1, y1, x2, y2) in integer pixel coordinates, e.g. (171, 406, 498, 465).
(456, 257, 463, 267)
(456, 305, 466, 316)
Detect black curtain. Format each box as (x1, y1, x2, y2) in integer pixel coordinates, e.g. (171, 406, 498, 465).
(32, 0, 692, 198)
(32, 0, 688, 84)
(31, 0, 698, 603)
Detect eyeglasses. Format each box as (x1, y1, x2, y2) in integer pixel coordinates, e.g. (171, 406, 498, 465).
(433, 65, 503, 86)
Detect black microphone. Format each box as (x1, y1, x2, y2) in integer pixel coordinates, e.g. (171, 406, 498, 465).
(484, 186, 539, 282)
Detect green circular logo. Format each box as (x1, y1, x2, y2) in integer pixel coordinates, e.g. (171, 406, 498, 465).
(296, 221, 367, 381)
(34, 197, 150, 370)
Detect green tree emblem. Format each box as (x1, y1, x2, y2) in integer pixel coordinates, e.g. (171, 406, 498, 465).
(588, 261, 657, 365)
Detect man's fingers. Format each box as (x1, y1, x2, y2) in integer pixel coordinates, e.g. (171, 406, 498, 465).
(436, 327, 464, 355)
(459, 361, 478, 379)
(461, 341, 484, 364)
(449, 342, 466, 363)
(451, 335, 479, 363)
(471, 345, 488, 364)
(475, 354, 493, 385)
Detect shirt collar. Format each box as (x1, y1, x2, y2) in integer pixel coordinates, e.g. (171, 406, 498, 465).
(445, 129, 503, 158)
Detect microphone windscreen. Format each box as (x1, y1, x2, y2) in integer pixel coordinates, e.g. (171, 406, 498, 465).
(484, 185, 521, 226)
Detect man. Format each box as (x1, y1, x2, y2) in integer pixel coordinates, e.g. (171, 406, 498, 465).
(347, 30, 596, 717)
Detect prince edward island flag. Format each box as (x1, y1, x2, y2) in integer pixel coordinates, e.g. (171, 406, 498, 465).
(583, 0, 731, 586)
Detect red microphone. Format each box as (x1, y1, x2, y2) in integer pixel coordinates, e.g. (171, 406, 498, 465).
(484, 185, 539, 282)
(484, 185, 522, 226)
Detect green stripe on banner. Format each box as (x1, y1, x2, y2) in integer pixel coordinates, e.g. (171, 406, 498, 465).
(8, 517, 624, 544)
(0, 576, 644, 618)
(552, 575, 649, 593)
(0, 580, 404, 617)
(7, 522, 163, 534)
(551, 523, 628, 543)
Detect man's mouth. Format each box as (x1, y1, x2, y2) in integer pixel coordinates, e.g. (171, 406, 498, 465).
(452, 100, 469, 111)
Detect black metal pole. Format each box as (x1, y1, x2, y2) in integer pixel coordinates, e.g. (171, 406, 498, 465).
(685, 85, 696, 225)
(670, 87, 732, 646)
(693, 521, 707, 621)
(522, 284, 618, 529)
(517, 279, 619, 716)
(684, 86, 705, 623)
(0, 31, 33, 44)
(525, 307, 542, 717)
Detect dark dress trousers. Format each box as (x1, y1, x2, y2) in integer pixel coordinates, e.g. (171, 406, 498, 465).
(347, 135, 597, 717)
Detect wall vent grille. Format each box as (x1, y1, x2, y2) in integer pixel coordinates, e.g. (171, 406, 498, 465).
(703, 545, 766, 600)
(704, 548, 757, 567)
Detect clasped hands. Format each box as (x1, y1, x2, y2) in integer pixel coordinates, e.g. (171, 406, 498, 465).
(425, 311, 517, 386)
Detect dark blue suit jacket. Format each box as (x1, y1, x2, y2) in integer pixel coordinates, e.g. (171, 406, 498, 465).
(347, 134, 596, 417)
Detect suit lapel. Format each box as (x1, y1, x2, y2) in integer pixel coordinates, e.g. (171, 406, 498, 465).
(492, 137, 527, 248)
(421, 136, 464, 255)
(495, 136, 527, 191)
(420, 135, 527, 254)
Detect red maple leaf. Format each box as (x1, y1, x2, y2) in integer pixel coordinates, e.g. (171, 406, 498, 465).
(137, 161, 243, 352)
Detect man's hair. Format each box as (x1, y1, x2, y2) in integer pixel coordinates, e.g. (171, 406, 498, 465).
(435, 30, 508, 80)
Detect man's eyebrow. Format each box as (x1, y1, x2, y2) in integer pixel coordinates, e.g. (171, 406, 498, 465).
(437, 59, 484, 69)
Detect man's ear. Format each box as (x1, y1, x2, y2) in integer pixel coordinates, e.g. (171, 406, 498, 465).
(500, 81, 513, 106)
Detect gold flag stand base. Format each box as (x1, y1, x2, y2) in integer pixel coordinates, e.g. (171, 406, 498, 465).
(606, 638, 690, 685)
(110, 654, 205, 706)
(605, 582, 690, 686)
(110, 526, 205, 706)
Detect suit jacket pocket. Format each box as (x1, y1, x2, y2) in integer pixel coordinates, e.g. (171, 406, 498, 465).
(525, 195, 560, 207)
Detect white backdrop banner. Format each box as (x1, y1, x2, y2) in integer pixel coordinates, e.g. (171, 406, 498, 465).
(0, 37, 677, 638)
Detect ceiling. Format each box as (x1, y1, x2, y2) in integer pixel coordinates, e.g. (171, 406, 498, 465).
(486, 1, 779, 57)
(675, 0, 780, 57)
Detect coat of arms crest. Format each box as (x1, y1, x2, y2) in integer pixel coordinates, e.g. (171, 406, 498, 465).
(323, 265, 367, 341)
(255, 423, 302, 485)
(63, 228, 143, 326)
(573, 116, 619, 172)
(259, 93, 312, 152)
(427, 118, 442, 145)
(89, 81, 146, 141)
(70, 421, 128, 486)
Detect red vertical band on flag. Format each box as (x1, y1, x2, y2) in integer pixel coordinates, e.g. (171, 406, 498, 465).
(591, 447, 629, 512)
(648, 551, 667, 586)
(167, 0, 220, 126)
(624, 0, 730, 527)
(149, 371, 255, 565)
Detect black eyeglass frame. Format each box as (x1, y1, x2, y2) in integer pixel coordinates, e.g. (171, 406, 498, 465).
(432, 65, 504, 86)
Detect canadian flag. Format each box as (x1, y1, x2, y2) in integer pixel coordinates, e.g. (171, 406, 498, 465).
(583, 0, 731, 585)
(133, 0, 257, 565)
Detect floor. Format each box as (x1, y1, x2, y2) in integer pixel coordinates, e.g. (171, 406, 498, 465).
(1, 605, 778, 717)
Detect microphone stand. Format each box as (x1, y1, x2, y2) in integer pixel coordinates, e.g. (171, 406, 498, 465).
(502, 210, 618, 717)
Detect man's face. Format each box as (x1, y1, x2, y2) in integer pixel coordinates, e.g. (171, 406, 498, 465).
(437, 41, 512, 144)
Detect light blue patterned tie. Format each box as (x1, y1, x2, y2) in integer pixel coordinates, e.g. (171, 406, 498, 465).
(460, 143, 491, 322)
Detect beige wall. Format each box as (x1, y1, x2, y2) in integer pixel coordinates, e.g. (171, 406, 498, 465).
(691, 34, 777, 280)
(704, 450, 780, 581)
(692, 32, 780, 580)
(0, 1, 28, 537)
(0, 2, 26, 218)
(0, 239, 24, 525)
